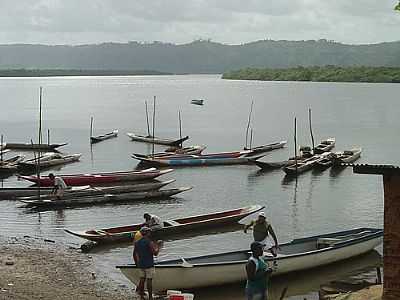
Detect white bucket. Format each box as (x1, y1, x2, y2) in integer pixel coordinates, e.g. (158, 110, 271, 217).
(167, 290, 182, 296)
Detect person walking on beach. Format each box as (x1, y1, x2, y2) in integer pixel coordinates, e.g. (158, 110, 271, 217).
(245, 241, 273, 300)
(133, 226, 162, 300)
(244, 212, 279, 256)
(48, 173, 68, 200)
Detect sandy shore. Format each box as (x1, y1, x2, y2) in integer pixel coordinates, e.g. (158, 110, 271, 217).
(0, 235, 137, 300)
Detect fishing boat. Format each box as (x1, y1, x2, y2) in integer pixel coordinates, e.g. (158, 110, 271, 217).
(65, 205, 263, 244)
(132, 151, 265, 167)
(283, 153, 330, 175)
(314, 153, 335, 170)
(244, 140, 287, 155)
(191, 99, 204, 106)
(90, 130, 118, 144)
(332, 148, 362, 166)
(18, 153, 82, 171)
(313, 138, 336, 154)
(127, 133, 189, 147)
(251, 160, 291, 170)
(16, 180, 176, 201)
(135, 145, 206, 159)
(117, 227, 383, 292)
(0, 155, 26, 174)
(18, 168, 173, 186)
(3, 142, 67, 151)
(0, 149, 11, 156)
(20, 187, 192, 208)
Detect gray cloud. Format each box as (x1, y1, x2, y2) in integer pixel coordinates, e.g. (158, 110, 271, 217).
(0, 0, 399, 45)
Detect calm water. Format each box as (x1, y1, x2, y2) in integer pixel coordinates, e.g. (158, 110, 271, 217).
(0, 75, 397, 299)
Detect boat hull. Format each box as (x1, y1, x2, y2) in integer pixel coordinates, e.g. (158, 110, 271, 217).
(117, 228, 382, 292)
(127, 133, 189, 146)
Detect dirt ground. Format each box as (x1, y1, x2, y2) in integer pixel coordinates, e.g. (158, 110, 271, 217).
(0, 235, 137, 300)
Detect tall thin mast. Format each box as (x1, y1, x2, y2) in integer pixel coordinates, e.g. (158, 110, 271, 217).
(309, 108, 315, 153)
(145, 101, 151, 137)
(245, 100, 254, 149)
(152, 96, 156, 157)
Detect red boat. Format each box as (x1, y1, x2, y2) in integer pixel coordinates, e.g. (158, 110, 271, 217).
(18, 168, 173, 186)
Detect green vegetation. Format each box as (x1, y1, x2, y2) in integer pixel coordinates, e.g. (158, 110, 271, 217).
(396, 1, 400, 11)
(0, 69, 172, 77)
(222, 66, 400, 83)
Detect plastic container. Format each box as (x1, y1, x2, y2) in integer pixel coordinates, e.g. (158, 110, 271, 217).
(169, 293, 194, 300)
(167, 290, 182, 296)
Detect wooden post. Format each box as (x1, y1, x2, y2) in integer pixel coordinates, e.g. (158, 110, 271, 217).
(178, 110, 182, 141)
(308, 108, 315, 153)
(249, 128, 253, 150)
(47, 129, 50, 145)
(382, 174, 400, 300)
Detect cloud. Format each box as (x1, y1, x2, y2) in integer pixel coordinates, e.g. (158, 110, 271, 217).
(0, 0, 399, 45)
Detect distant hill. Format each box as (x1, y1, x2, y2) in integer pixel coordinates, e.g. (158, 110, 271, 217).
(0, 39, 399, 74)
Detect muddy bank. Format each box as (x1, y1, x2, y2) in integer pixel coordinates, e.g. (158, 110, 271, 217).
(0, 235, 136, 300)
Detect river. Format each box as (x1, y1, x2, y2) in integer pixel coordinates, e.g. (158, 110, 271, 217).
(0, 74, 396, 299)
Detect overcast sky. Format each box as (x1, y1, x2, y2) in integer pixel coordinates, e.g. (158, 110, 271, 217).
(0, 0, 399, 45)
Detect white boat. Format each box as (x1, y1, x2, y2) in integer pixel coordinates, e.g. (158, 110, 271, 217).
(117, 227, 382, 292)
(314, 138, 336, 154)
(332, 148, 362, 166)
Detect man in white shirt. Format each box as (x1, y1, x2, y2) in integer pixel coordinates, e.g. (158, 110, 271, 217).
(48, 173, 68, 199)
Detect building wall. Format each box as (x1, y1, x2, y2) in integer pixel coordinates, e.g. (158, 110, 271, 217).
(383, 174, 400, 300)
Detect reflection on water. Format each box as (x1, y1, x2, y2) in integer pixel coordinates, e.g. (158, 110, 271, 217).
(194, 250, 382, 300)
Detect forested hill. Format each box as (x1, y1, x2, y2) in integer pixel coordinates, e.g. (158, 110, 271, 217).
(0, 39, 400, 74)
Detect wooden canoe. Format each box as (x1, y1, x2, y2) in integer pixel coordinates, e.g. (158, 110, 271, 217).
(20, 186, 192, 208)
(313, 138, 336, 154)
(332, 148, 362, 166)
(283, 154, 328, 175)
(18, 168, 174, 186)
(244, 140, 287, 155)
(251, 159, 291, 170)
(0, 155, 26, 174)
(134, 145, 206, 159)
(3, 142, 67, 151)
(90, 130, 118, 143)
(127, 133, 189, 146)
(18, 153, 82, 171)
(65, 205, 264, 244)
(117, 227, 383, 292)
(191, 99, 204, 105)
(133, 153, 265, 167)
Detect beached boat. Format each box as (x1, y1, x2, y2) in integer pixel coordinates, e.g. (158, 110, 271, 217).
(18, 168, 173, 186)
(127, 133, 189, 147)
(117, 227, 383, 292)
(191, 99, 204, 106)
(20, 187, 191, 208)
(18, 153, 82, 171)
(244, 140, 287, 155)
(90, 130, 118, 144)
(332, 148, 362, 166)
(3, 142, 67, 151)
(65, 205, 263, 244)
(132, 151, 265, 167)
(313, 138, 336, 154)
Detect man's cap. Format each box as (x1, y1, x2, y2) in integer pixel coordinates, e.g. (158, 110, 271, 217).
(250, 241, 264, 251)
(140, 226, 151, 233)
(258, 212, 266, 218)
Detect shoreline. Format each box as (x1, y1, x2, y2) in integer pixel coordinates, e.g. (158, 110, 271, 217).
(0, 235, 136, 300)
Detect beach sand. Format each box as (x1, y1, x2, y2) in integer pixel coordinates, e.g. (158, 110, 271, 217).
(0, 235, 136, 300)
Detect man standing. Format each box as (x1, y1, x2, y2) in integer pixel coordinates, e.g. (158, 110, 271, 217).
(244, 212, 279, 256)
(48, 173, 68, 199)
(245, 241, 273, 300)
(133, 226, 162, 300)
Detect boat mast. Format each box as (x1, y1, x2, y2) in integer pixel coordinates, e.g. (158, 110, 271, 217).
(245, 100, 254, 149)
(152, 96, 156, 157)
(37, 87, 43, 200)
(178, 110, 182, 144)
(145, 100, 151, 137)
(294, 117, 298, 174)
(308, 108, 315, 154)
(0, 134, 3, 163)
(90, 116, 94, 139)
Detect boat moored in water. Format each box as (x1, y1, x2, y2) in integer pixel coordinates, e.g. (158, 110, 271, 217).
(90, 130, 118, 143)
(127, 133, 189, 146)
